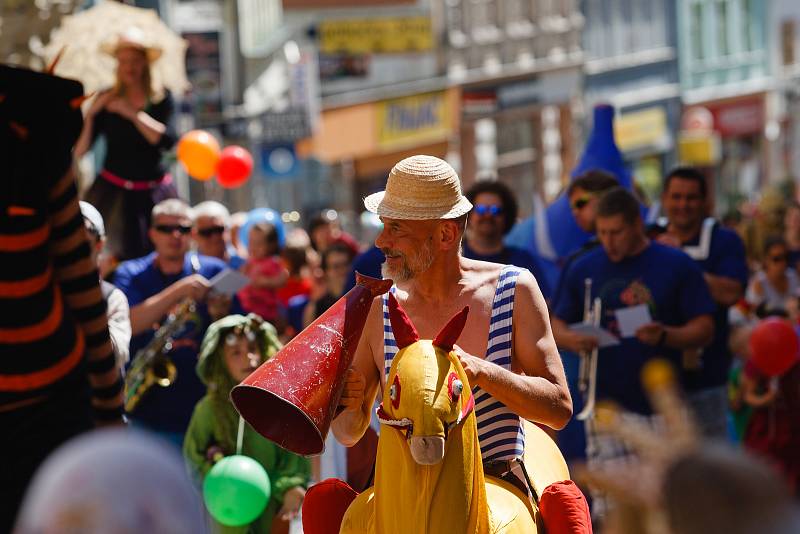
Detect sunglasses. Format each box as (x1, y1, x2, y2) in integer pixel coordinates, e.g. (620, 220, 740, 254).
(571, 196, 593, 210)
(769, 255, 788, 263)
(326, 261, 351, 270)
(154, 224, 192, 235)
(197, 225, 225, 237)
(473, 204, 503, 216)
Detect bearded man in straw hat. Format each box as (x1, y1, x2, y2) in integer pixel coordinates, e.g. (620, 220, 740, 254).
(333, 155, 572, 493)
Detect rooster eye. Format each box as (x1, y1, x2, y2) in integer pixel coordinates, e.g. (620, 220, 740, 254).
(452, 380, 463, 398)
(389, 374, 402, 408)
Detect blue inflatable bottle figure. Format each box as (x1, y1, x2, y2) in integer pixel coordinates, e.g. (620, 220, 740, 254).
(506, 104, 633, 463)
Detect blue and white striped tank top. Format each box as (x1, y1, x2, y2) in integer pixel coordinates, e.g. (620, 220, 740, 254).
(382, 265, 525, 462)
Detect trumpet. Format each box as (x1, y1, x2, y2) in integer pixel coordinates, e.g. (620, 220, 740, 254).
(576, 278, 602, 421)
(125, 299, 197, 412)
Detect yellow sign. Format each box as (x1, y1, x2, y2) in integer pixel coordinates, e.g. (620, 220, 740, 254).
(678, 132, 721, 166)
(320, 17, 433, 54)
(377, 92, 449, 150)
(614, 107, 669, 152)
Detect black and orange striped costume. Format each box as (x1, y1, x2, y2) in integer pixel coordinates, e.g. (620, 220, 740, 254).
(1, 65, 124, 529)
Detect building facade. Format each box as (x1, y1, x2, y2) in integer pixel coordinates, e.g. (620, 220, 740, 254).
(581, 0, 681, 203)
(446, 0, 584, 216)
(771, 0, 800, 193)
(677, 0, 773, 211)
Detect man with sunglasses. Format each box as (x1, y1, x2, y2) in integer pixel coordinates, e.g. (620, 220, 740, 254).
(551, 187, 715, 520)
(551, 170, 619, 307)
(656, 167, 748, 439)
(463, 181, 552, 298)
(113, 199, 234, 445)
(192, 201, 245, 270)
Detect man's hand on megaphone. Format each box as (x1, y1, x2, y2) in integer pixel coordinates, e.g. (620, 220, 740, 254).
(339, 368, 366, 412)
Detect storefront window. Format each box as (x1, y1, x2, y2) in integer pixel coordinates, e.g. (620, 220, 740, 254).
(496, 116, 537, 217)
(496, 117, 533, 154)
(718, 135, 762, 210)
(632, 156, 662, 206)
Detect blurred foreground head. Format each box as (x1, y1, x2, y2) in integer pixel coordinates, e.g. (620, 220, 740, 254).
(14, 429, 206, 534)
(664, 444, 800, 534)
(576, 359, 800, 534)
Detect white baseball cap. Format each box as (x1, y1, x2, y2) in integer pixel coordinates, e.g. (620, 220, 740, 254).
(79, 201, 105, 238)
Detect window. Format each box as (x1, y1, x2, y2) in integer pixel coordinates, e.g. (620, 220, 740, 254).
(497, 117, 534, 155)
(782, 20, 796, 66)
(505, 0, 530, 25)
(715, 0, 729, 56)
(650, 0, 668, 48)
(741, 0, 754, 52)
(690, 2, 704, 61)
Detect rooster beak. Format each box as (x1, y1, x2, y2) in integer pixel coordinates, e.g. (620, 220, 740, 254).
(46, 46, 66, 75)
(70, 93, 94, 110)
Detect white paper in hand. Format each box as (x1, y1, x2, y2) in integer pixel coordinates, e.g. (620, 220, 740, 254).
(209, 268, 250, 296)
(614, 304, 653, 338)
(568, 322, 620, 348)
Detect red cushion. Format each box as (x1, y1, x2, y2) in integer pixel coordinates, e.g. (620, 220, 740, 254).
(302, 478, 359, 534)
(539, 480, 593, 534)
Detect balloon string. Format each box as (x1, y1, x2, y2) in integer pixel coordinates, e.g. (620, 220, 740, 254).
(236, 416, 245, 455)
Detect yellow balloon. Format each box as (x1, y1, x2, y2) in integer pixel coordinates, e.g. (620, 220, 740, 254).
(177, 130, 221, 180)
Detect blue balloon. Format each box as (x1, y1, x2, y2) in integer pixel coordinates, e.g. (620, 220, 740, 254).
(239, 208, 286, 249)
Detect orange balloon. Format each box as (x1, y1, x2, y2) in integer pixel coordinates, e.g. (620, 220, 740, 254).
(177, 130, 221, 180)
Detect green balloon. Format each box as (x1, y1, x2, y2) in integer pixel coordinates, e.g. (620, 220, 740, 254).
(203, 455, 271, 526)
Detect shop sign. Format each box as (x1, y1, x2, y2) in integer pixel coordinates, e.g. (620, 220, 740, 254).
(462, 91, 497, 116)
(260, 143, 299, 178)
(497, 78, 541, 109)
(614, 107, 669, 153)
(319, 17, 433, 54)
(678, 132, 721, 166)
(377, 91, 449, 150)
(682, 106, 714, 132)
(463, 70, 580, 116)
(285, 0, 414, 7)
(289, 49, 321, 133)
(183, 31, 223, 127)
(226, 109, 311, 143)
(709, 98, 764, 137)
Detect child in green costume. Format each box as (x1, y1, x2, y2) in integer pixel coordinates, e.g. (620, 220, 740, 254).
(184, 314, 310, 533)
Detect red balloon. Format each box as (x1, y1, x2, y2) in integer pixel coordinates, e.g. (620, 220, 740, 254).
(749, 318, 800, 376)
(216, 146, 253, 189)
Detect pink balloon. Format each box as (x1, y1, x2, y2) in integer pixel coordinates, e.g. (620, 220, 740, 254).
(216, 146, 254, 189)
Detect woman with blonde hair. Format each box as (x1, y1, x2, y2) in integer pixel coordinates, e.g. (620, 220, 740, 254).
(76, 27, 178, 262)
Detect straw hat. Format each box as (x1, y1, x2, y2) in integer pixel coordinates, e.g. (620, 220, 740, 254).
(364, 155, 473, 220)
(100, 27, 162, 62)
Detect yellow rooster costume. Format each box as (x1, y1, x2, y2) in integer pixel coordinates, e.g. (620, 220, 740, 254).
(341, 294, 538, 533)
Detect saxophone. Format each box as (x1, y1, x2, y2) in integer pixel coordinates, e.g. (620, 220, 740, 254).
(125, 299, 197, 412)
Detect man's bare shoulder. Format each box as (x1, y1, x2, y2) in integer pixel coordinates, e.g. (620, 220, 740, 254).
(362, 293, 387, 343)
(460, 256, 504, 288)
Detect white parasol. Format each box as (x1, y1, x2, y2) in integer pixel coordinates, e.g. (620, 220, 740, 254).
(43, 0, 190, 97)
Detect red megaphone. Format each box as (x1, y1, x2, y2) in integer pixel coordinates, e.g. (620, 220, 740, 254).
(231, 273, 392, 455)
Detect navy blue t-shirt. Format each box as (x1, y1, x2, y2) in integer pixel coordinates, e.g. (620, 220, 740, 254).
(113, 252, 228, 434)
(680, 224, 748, 390)
(552, 242, 715, 414)
(462, 244, 552, 299)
